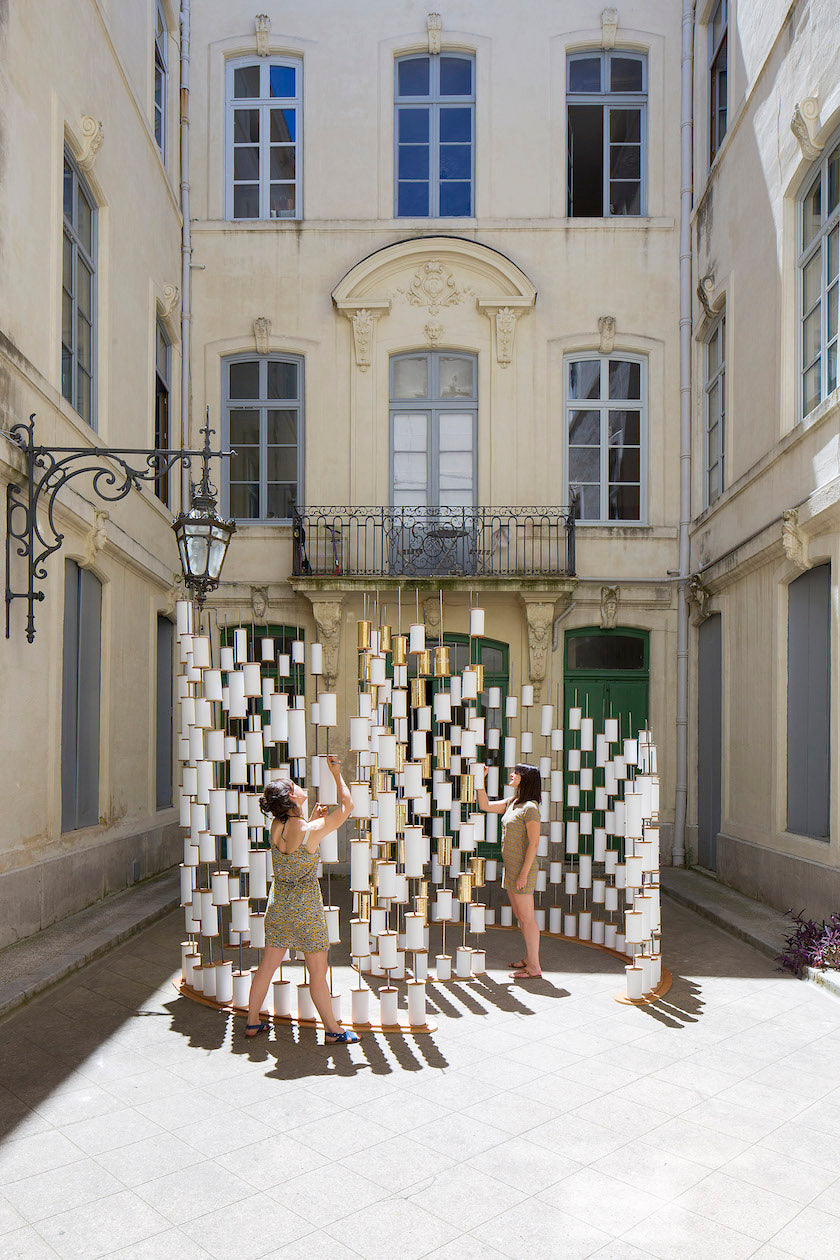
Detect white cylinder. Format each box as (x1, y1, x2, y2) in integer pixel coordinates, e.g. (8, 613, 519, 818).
(350, 716, 370, 752)
(540, 704, 554, 736)
(564, 872, 578, 896)
(320, 830, 338, 864)
(625, 855, 644, 889)
(211, 870, 230, 906)
(578, 854, 592, 888)
(565, 821, 579, 854)
(377, 861, 397, 901)
(377, 792, 397, 845)
(287, 708, 307, 759)
(550, 727, 564, 751)
(208, 789, 227, 836)
(350, 781, 371, 819)
(350, 839, 371, 892)
(378, 986, 399, 1026)
(249, 913, 266, 949)
(625, 792, 644, 840)
(549, 861, 563, 884)
(462, 669, 478, 700)
(183, 952, 200, 987)
(377, 734, 397, 770)
(535, 908, 546, 930)
(549, 906, 563, 934)
(348, 987, 368, 1025)
(200, 902, 219, 937)
(500, 905, 513, 927)
(297, 984, 316, 1021)
(578, 911, 592, 941)
(409, 623, 425, 653)
(215, 962, 234, 1004)
(324, 905, 340, 944)
(319, 692, 337, 727)
(625, 965, 645, 1000)
(436, 888, 453, 920)
(232, 969, 251, 1008)
(624, 910, 645, 945)
(404, 762, 424, 798)
(435, 954, 452, 980)
(378, 930, 398, 970)
(504, 736, 517, 767)
(404, 827, 425, 878)
(310, 642, 323, 675)
(350, 919, 370, 957)
(433, 691, 452, 722)
(228, 752, 247, 786)
(564, 913, 577, 937)
(231, 897, 250, 932)
(456, 945, 473, 978)
(520, 731, 533, 754)
(550, 770, 564, 803)
(180, 865, 195, 905)
(272, 978, 292, 1018)
(230, 821, 249, 869)
(470, 607, 485, 637)
(468, 903, 486, 934)
(406, 980, 427, 1026)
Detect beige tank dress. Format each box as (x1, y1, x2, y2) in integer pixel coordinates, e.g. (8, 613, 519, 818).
(502, 800, 541, 894)
(264, 824, 329, 952)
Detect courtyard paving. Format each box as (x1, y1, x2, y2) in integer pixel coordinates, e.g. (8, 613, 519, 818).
(1, 897, 840, 1259)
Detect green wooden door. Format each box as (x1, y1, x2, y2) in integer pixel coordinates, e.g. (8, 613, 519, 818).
(563, 627, 649, 738)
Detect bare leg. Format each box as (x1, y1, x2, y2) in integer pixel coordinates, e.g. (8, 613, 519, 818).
(508, 891, 541, 976)
(246, 946, 286, 1029)
(304, 950, 341, 1035)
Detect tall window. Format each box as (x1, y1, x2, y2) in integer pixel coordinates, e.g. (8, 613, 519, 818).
(61, 561, 102, 832)
(154, 0, 167, 159)
(390, 351, 477, 507)
(225, 57, 301, 219)
(708, 0, 727, 162)
(395, 53, 474, 217)
(62, 151, 96, 426)
(567, 50, 646, 217)
(154, 320, 170, 506)
(800, 140, 839, 418)
(223, 355, 302, 521)
(787, 564, 830, 840)
(704, 310, 725, 505)
(565, 354, 646, 522)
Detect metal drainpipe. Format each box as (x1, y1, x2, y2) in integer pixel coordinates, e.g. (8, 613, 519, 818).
(673, 0, 695, 867)
(179, 0, 191, 509)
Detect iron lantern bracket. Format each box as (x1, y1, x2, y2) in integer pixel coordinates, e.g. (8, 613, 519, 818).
(5, 414, 232, 643)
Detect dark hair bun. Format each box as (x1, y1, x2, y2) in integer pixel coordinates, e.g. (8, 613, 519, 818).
(259, 779, 296, 820)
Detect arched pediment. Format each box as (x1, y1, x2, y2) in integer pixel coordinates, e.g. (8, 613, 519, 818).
(332, 236, 537, 370)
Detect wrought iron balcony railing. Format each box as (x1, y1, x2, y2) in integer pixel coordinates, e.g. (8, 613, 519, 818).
(292, 505, 575, 579)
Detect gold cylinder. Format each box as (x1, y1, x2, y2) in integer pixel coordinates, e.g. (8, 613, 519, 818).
(420, 753, 432, 780)
(435, 738, 451, 769)
(359, 652, 371, 682)
(410, 677, 427, 708)
(414, 895, 428, 925)
(437, 836, 452, 867)
(379, 624, 392, 653)
(417, 649, 432, 677)
(470, 856, 486, 888)
(458, 872, 474, 904)
(461, 774, 476, 804)
(358, 892, 371, 920)
(434, 645, 451, 677)
(357, 620, 371, 649)
(419, 879, 430, 900)
(397, 838, 405, 866)
(370, 770, 384, 799)
(396, 801, 406, 834)
(474, 663, 485, 693)
(395, 744, 406, 773)
(392, 634, 407, 665)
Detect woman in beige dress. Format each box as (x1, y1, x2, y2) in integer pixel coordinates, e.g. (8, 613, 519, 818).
(476, 764, 542, 978)
(245, 755, 358, 1042)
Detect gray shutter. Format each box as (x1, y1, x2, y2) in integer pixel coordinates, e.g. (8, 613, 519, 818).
(61, 561, 80, 833)
(76, 567, 102, 828)
(697, 613, 722, 869)
(156, 615, 174, 808)
(787, 564, 830, 839)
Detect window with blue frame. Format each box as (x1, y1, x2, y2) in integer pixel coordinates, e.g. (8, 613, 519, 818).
(225, 57, 301, 220)
(395, 53, 474, 217)
(567, 50, 646, 217)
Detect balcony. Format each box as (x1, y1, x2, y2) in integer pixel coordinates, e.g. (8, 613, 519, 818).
(291, 506, 576, 581)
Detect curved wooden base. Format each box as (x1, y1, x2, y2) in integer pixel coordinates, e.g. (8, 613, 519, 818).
(176, 981, 438, 1034)
(614, 971, 673, 1005)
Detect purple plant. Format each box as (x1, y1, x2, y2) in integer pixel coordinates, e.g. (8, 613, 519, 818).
(777, 909, 840, 975)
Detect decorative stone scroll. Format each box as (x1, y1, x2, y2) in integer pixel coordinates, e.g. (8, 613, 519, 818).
(398, 260, 471, 316)
(77, 116, 103, 174)
(253, 317, 272, 354)
(600, 586, 619, 630)
(523, 600, 555, 702)
(309, 597, 343, 687)
(791, 98, 823, 162)
(782, 508, 809, 573)
(688, 574, 712, 622)
(598, 315, 616, 354)
(255, 14, 271, 56)
(601, 8, 619, 49)
(427, 12, 442, 54)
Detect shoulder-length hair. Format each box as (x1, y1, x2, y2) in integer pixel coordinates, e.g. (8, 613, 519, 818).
(513, 763, 541, 807)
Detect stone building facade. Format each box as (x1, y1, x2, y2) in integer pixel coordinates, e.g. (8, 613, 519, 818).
(0, 0, 838, 942)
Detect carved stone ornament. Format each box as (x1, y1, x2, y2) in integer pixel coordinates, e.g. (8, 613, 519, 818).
(688, 574, 712, 621)
(77, 116, 103, 174)
(424, 319, 444, 346)
(427, 12, 442, 54)
(782, 508, 808, 572)
(255, 14, 271, 56)
(601, 8, 619, 49)
(598, 315, 616, 354)
(791, 98, 823, 162)
(311, 599, 343, 687)
(166, 572, 187, 616)
(600, 585, 619, 630)
(495, 308, 518, 368)
(161, 284, 180, 321)
(253, 316, 272, 354)
(423, 596, 442, 641)
(250, 585, 269, 621)
(81, 510, 108, 570)
(351, 309, 375, 371)
(398, 260, 472, 316)
(697, 274, 716, 319)
(524, 602, 555, 702)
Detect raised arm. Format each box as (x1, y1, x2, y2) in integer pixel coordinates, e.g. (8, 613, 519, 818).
(476, 786, 509, 815)
(304, 755, 353, 851)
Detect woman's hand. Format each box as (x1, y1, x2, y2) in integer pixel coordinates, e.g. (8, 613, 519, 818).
(326, 754, 341, 778)
(516, 869, 530, 892)
(310, 803, 330, 821)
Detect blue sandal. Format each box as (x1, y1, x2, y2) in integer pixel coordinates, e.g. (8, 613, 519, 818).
(325, 1029, 360, 1044)
(245, 1021, 270, 1037)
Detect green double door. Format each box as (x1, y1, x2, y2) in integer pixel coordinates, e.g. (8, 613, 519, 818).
(563, 627, 649, 743)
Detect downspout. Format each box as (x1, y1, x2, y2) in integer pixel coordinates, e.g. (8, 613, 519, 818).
(179, 0, 191, 509)
(673, 0, 695, 866)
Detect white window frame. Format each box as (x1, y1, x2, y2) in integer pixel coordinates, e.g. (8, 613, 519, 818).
(394, 52, 476, 218)
(389, 351, 478, 507)
(221, 353, 304, 524)
(563, 352, 648, 524)
(154, 0, 168, 161)
(566, 49, 648, 218)
(798, 137, 840, 421)
(224, 55, 302, 221)
(703, 309, 725, 506)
